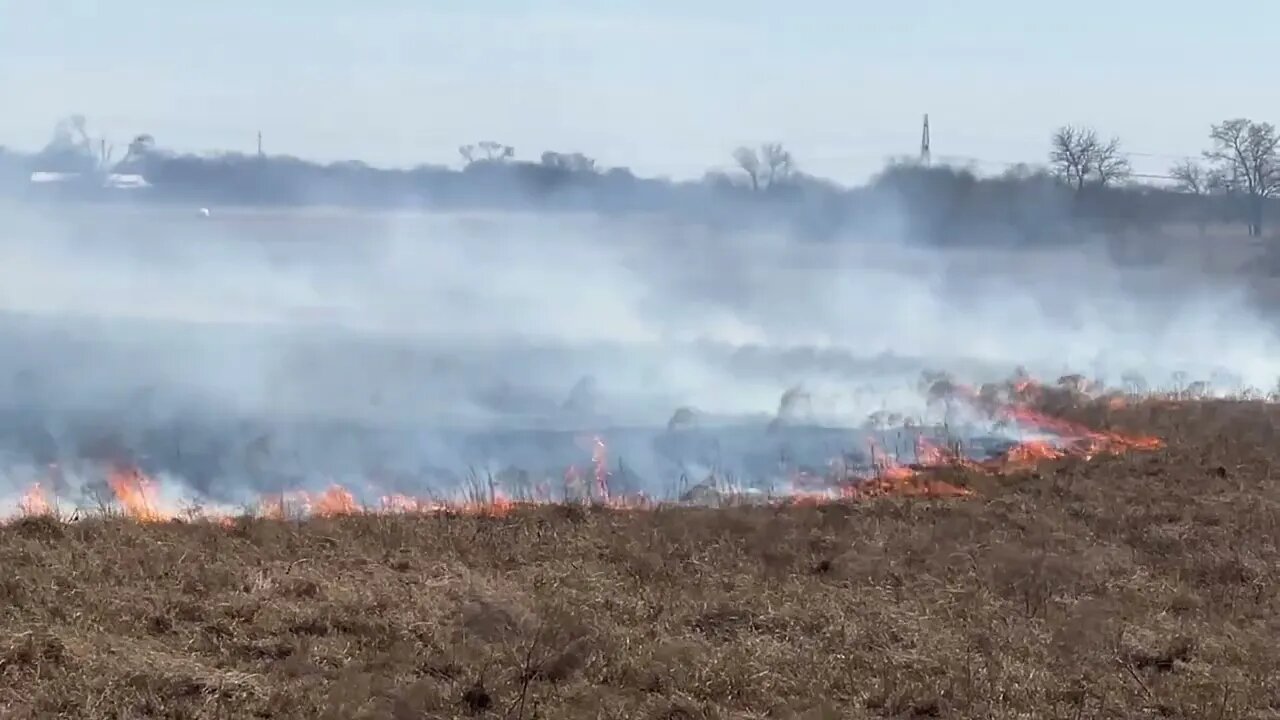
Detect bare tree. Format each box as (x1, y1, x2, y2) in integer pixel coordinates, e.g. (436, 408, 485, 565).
(732, 146, 762, 191)
(759, 142, 795, 188)
(1049, 126, 1094, 191)
(1168, 159, 1225, 235)
(1170, 159, 1209, 195)
(1049, 125, 1131, 191)
(459, 141, 514, 166)
(1091, 136, 1131, 187)
(732, 143, 795, 192)
(1203, 118, 1280, 236)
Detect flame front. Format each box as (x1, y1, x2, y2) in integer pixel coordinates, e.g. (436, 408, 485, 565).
(998, 440, 1065, 470)
(2, 373, 1169, 525)
(19, 483, 52, 516)
(107, 466, 169, 523)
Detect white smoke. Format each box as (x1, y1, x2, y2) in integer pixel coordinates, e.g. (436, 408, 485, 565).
(0, 200, 1274, 504)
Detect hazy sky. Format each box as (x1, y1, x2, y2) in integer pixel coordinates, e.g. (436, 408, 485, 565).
(2, 1, 1276, 182)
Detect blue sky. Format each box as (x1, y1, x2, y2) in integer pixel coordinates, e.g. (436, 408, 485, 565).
(2, 1, 1276, 182)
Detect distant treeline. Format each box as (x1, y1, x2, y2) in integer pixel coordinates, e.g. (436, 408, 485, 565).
(0, 123, 1265, 247)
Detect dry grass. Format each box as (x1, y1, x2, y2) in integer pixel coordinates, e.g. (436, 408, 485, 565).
(2, 400, 1280, 719)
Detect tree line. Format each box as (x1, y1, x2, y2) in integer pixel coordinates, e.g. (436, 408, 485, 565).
(3, 114, 1279, 244)
(1046, 118, 1280, 237)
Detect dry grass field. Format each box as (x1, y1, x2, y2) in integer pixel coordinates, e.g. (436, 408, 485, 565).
(1, 398, 1279, 719)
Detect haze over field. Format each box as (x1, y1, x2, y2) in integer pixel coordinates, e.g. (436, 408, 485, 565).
(0, 197, 1271, 511)
(8, 7, 1280, 719)
(6, 2, 1280, 509)
(2, 203, 1274, 421)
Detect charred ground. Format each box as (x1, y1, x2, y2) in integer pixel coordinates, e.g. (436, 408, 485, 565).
(1, 398, 1278, 719)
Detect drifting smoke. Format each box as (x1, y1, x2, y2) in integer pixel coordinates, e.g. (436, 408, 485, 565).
(0, 199, 1273, 513)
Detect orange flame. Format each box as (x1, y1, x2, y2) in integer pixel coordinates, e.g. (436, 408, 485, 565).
(996, 440, 1066, 470)
(256, 485, 360, 519)
(487, 490, 515, 516)
(19, 482, 52, 516)
(0, 373, 1171, 524)
(107, 466, 169, 522)
(915, 437, 948, 466)
(312, 484, 358, 517)
(844, 436, 976, 499)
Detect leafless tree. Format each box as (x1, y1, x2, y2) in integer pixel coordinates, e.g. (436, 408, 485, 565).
(1170, 159, 1209, 195)
(1049, 125, 1131, 191)
(458, 141, 514, 166)
(1168, 159, 1224, 235)
(760, 142, 795, 188)
(732, 146, 762, 191)
(1049, 126, 1093, 191)
(1203, 118, 1280, 236)
(732, 143, 796, 192)
(1092, 137, 1131, 187)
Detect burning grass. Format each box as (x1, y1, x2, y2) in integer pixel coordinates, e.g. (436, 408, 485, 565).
(4, 374, 1168, 524)
(1, 397, 1278, 718)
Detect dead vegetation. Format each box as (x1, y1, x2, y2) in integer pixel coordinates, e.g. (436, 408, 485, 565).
(1, 400, 1280, 718)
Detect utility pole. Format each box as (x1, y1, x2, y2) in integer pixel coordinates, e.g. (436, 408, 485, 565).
(257, 131, 264, 158)
(920, 114, 931, 166)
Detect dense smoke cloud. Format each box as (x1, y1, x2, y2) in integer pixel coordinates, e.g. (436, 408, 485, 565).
(0, 197, 1275, 509)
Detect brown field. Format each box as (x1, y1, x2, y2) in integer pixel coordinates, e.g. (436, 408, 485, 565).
(2, 399, 1279, 719)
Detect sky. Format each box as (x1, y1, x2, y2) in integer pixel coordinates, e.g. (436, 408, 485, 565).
(2, 1, 1278, 183)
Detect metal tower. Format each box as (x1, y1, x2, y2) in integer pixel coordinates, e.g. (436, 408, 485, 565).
(920, 114, 931, 165)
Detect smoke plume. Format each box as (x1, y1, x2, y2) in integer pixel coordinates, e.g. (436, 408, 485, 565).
(0, 199, 1274, 510)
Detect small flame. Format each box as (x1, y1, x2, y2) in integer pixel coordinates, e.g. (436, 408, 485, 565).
(312, 484, 358, 517)
(487, 490, 515, 516)
(19, 483, 52, 516)
(998, 440, 1066, 470)
(591, 436, 610, 501)
(107, 466, 169, 523)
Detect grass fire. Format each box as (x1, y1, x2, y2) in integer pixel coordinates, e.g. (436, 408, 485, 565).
(8, 371, 1277, 718)
(3, 372, 1163, 524)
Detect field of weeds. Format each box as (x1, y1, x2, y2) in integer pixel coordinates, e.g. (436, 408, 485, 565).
(1, 399, 1279, 719)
